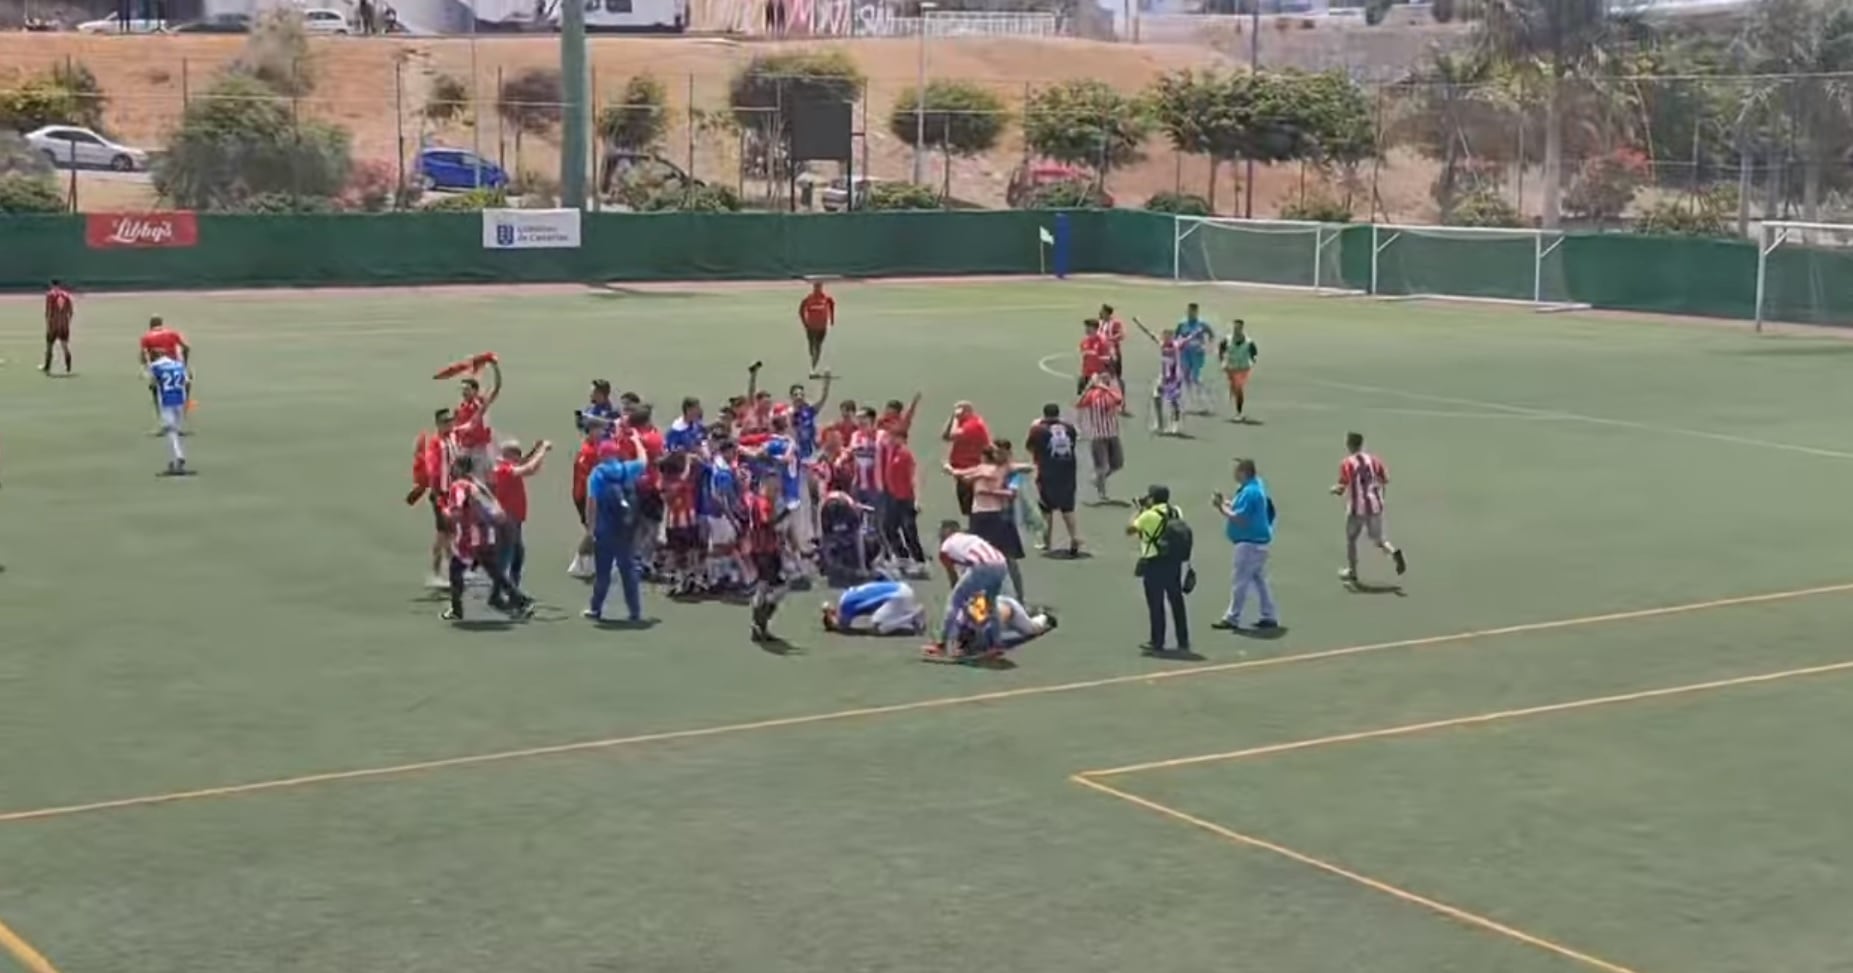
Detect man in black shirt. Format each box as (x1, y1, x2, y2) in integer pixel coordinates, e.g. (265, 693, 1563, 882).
(1025, 403, 1083, 557)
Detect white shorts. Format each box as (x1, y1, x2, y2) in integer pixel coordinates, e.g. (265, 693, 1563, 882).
(158, 405, 182, 430)
(1345, 512, 1385, 544)
(705, 515, 738, 549)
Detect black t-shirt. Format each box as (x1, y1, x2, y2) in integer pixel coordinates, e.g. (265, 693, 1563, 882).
(1026, 419, 1079, 476)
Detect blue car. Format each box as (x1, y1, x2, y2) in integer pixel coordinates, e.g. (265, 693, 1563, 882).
(416, 147, 509, 192)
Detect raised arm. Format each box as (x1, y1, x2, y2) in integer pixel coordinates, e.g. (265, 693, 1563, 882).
(513, 440, 552, 476)
(481, 359, 504, 407)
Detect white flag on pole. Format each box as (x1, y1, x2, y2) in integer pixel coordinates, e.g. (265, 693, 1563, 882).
(1038, 226, 1054, 245)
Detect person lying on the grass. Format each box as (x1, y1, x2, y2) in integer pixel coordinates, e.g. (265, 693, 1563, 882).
(822, 579, 928, 635)
(923, 594, 1058, 663)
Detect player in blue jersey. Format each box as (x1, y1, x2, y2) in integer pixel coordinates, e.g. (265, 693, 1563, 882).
(700, 440, 748, 590)
(665, 396, 706, 454)
(147, 350, 191, 476)
(821, 580, 927, 635)
(787, 371, 832, 459)
(1174, 302, 1216, 414)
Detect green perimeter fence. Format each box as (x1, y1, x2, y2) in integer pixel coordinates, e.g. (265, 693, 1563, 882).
(0, 208, 1841, 326)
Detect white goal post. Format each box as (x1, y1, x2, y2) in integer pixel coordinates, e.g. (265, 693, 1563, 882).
(1754, 220, 1853, 332)
(1369, 223, 1590, 312)
(1172, 217, 1360, 295)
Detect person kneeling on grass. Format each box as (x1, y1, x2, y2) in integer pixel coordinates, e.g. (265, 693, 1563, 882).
(925, 593, 1058, 664)
(823, 579, 928, 635)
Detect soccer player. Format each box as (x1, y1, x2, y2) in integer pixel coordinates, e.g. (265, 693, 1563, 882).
(788, 372, 832, 459)
(829, 399, 859, 452)
(1025, 403, 1082, 555)
(413, 409, 457, 587)
(585, 452, 649, 622)
(1098, 303, 1129, 412)
(799, 279, 836, 374)
(1331, 431, 1407, 585)
(1078, 318, 1111, 397)
(41, 279, 74, 375)
(658, 451, 706, 595)
(945, 593, 1057, 658)
(139, 317, 190, 432)
(577, 379, 618, 436)
(1218, 318, 1258, 422)
(1175, 302, 1215, 414)
(925, 522, 1008, 662)
(701, 439, 748, 591)
(665, 396, 706, 454)
(1075, 372, 1125, 503)
(491, 438, 550, 589)
(452, 357, 503, 475)
(567, 426, 603, 578)
(743, 474, 791, 642)
(147, 349, 192, 476)
(880, 425, 927, 573)
(440, 456, 532, 622)
(822, 580, 927, 635)
(1134, 320, 1184, 436)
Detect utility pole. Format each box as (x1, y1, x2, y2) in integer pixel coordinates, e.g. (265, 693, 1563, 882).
(560, 0, 589, 207)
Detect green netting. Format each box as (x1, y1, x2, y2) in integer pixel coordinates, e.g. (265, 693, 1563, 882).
(1371, 226, 1576, 307)
(1174, 219, 1348, 291)
(1760, 233, 1853, 327)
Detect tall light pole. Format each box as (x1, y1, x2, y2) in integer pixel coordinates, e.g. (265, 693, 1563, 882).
(1243, 0, 1259, 217)
(912, 1, 938, 184)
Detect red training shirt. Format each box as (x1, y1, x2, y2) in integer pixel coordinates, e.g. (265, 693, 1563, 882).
(883, 443, 917, 502)
(1079, 334, 1111, 378)
(140, 327, 185, 360)
(948, 414, 991, 468)
(572, 440, 599, 504)
(492, 459, 528, 524)
(452, 397, 492, 449)
(800, 292, 836, 330)
(45, 287, 73, 323)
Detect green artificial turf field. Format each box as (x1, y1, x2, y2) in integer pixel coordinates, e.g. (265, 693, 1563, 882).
(4, 276, 1853, 973)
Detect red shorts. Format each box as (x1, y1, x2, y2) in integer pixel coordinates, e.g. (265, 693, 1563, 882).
(46, 320, 70, 342)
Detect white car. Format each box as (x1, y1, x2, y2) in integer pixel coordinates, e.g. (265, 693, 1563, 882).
(302, 8, 352, 32)
(26, 126, 150, 172)
(75, 12, 168, 32)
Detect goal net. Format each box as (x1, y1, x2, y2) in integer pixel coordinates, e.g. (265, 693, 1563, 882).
(1173, 217, 1357, 294)
(1369, 224, 1587, 311)
(1756, 221, 1853, 330)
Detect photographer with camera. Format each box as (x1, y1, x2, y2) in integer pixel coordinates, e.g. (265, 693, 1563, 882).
(1128, 484, 1194, 655)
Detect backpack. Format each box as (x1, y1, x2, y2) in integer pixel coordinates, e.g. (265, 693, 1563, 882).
(1152, 506, 1194, 563)
(597, 469, 636, 531)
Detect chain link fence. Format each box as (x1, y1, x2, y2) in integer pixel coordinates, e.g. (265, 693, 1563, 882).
(3, 39, 1850, 233)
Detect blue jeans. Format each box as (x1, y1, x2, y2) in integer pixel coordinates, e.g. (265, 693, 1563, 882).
(590, 532, 641, 620)
(939, 562, 1006, 647)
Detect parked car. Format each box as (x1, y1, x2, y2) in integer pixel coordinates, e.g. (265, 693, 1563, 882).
(820, 176, 885, 212)
(172, 13, 251, 32)
(416, 147, 509, 192)
(302, 8, 353, 32)
(26, 126, 150, 172)
(1005, 161, 1115, 208)
(75, 12, 168, 32)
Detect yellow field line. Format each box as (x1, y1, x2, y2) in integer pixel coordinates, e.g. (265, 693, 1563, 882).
(1071, 775, 1647, 973)
(0, 915, 61, 973)
(1082, 657, 1853, 779)
(3, 581, 1850, 826)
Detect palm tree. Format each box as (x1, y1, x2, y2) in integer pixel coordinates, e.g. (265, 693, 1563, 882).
(1475, 0, 1610, 227)
(1386, 50, 1520, 222)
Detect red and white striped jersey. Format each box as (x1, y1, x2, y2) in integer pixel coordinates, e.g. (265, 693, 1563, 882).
(849, 428, 881, 493)
(939, 532, 1005, 569)
(662, 464, 701, 530)
(445, 480, 497, 558)
(1075, 386, 1123, 440)
(1337, 451, 1389, 516)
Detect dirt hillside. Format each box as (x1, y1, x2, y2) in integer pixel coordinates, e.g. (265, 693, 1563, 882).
(0, 32, 1433, 216)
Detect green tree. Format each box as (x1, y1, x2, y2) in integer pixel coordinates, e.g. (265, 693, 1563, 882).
(1385, 51, 1523, 221)
(424, 73, 471, 126)
(498, 68, 565, 174)
(1022, 78, 1151, 180)
(233, 7, 316, 96)
(599, 73, 668, 153)
(728, 50, 864, 180)
(1147, 69, 1238, 208)
(1475, 0, 1613, 227)
(888, 80, 1008, 158)
(1748, 0, 1853, 221)
(0, 80, 80, 135)
(48, 61, 108, 130)
(867, 181, 942, 210)
(0, 171, 65, 213)
(152, 73, 352, 210)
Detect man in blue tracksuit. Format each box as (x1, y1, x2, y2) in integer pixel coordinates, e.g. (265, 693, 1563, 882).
(585, 456, 648, 622)
(1211, 457, 1279, 631)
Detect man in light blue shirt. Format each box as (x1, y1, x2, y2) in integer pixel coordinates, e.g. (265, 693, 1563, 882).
(1211, 457, 1279, 631)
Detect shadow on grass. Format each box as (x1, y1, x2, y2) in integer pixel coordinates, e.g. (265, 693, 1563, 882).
(1720, 341, 1853, 357)
(1231, 624, 1290, 640)
(1143, 647, 1206, 662)
(594, 617, 661, 631)
(754, 634, 801, 656)
(1346, 582, 1406, 597)
(583, 284, 715, 301)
